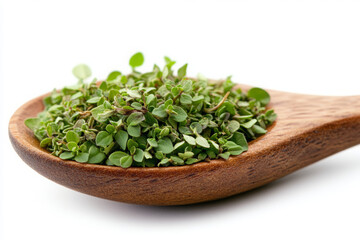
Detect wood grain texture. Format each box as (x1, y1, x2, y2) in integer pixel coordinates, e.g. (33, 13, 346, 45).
(8, 85, 360, 205)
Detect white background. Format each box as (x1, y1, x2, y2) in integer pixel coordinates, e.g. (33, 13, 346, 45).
(1, 0, 360, 239)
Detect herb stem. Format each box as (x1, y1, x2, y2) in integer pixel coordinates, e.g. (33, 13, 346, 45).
(204, 91, 230, 113)
(173, 90, 183, 103)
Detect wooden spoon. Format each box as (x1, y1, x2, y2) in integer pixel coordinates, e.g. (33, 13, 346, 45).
(9, 85, 360, 206)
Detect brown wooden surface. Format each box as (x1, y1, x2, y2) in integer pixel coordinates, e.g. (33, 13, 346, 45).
(8, 86, 360, 205)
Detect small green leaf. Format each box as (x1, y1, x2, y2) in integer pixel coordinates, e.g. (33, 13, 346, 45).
(72, 64, 91, 81)
(109, 151, 128, 166)
(74, 152, 89, 163)
(162, 66, 169, 79)
(265, 109, 277, 123)
(144, 151, 152, 159)
(156, 137, 173, 154)
(131, 102, 143, 110)
(177, 63, 188, 79)
(180, 93, 192, 105)
(127, 112, 145, 126)
(196, 135, 210, 148)
(198, 153, 207, 160)
(158, 158, 170, 166)
(183, 135, 196, 145)
(223, 141, 244, 155)
(241, 119, 257, 129)
(252, 125, 267, 135)
(129, 52, 144, 69)
(115, 130, 128, 150)
(59, 151, 75, 160)
(160, 127, 170, 137)
(190, 122, 203, 134)
(40, 138, 52, 148)
(207, 150, 216, 158)
(70, 92, 84, 100)
(66, 130, 80, 143)
(165, 99, 173, 108)
(228, 120, 240, 133)
(127, 125, 141, 137)
(174, 141, 185, 150)
(78, 141, 90, 152)
(133, 149, 144, 162)
(120, 75, 128, 84)
(120, 155, 133, 168)
(222, 102, 236, 115)
(67, 142, 78, 152)
(231, 132, 248, 151)
(88, 146, 106, 164)
(87, 96, 101, 104)
(129, 145, 136, 155)
(145, 94, 156, 106)
(178, 151, 194, 160)
(106, 124, 115, 134)
(179, 126, 192, 135)
(164, 56, 176, 69)
(170, 106, 187, 122)
(105, 158, 114, 166)
(185, 158, 201, 165)
(90, 105, 114, 123)
(106, 71, 121, 81)
(127, 89, 141, 98)
(170, 156, 184, 165)
(99, 81, 107, 91)
(248, 87, 270, 105)
(192, 95, 204, 102)
(155, 151, 164, 160)
(95, 131, 113, 147)
(108, 90, 118, 102)
(219, 152, 231, 160)
(127, 139, 138, 150)
(147, 138, 158, 147)
(25, 118, 40, 131)
(181, 80, 192, 92)
(152, 104, 168, 118)
(209, 140, 219, 150)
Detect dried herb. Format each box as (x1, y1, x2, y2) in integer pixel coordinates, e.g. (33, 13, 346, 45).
(25, 53, 277, 168)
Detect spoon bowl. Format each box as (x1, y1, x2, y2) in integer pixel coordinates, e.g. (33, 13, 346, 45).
(9, 85, 360, 205)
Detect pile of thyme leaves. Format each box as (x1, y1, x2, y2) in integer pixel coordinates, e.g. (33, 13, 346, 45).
(25, 53, 277, 168)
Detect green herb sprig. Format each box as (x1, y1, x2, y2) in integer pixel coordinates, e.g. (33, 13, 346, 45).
(25, 53, 277, 168)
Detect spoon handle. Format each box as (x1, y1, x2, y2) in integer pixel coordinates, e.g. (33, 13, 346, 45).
(268, 90, 360, 135)
(230, 93, 360, 199)
(250, 92, 360, 179)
